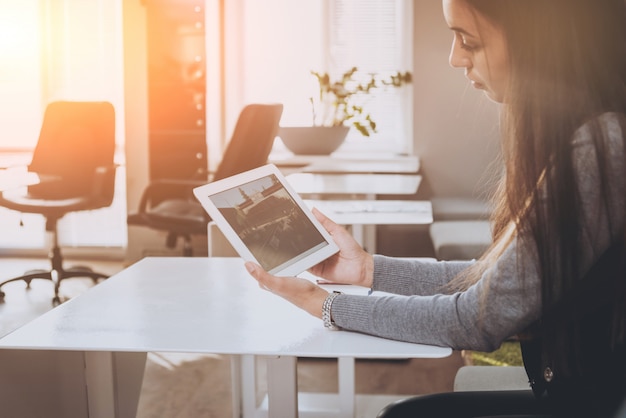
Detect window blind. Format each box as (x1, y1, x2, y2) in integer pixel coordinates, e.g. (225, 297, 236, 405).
(325, 0, 413, 152)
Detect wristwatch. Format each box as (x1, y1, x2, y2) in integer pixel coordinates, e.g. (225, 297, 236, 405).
(322, 291, 342, 330)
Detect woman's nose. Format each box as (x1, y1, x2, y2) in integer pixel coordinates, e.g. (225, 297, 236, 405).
(449, 41, 471, 69)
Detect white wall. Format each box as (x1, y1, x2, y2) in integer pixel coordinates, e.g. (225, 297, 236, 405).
(413, 1, 501, 199)
(123, 0, 155, 262)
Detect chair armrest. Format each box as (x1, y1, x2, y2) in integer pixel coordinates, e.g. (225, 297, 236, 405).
(91, 164, 118, 202)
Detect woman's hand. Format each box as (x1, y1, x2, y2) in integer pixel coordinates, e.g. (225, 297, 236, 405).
(245, 262, 329, 319)
(309, 208, 374, 289)
(244, 207, 374, 318)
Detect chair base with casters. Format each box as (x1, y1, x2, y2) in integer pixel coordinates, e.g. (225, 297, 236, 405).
(0, 213, 111, 306)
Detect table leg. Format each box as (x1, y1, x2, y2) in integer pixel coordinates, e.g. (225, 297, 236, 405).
(266, 355, 298, 418)
(230, 355, 241, 418)
(84, 351, 116, 417)
(84, 351, 147, 418)
(338, 357, 356, 417)
(240, 354, 258, 417)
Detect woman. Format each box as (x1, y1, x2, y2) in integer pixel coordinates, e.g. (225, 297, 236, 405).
(246, 0, 626, 416)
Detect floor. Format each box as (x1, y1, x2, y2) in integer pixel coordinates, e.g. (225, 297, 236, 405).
(0, 256, 465, 417)
(0, 256, 125, 337)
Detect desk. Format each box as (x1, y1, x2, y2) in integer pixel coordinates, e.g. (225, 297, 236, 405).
(271, 152, 420, 174)
(0, 169, 41, 191)
(285, 173, 422, 254)
(0, 257, 450, 418)
(306, 199, 433, 226)
(305, 199, 433, 252)
(286, 173, 421, 197)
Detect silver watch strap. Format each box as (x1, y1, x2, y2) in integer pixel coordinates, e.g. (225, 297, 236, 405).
(322, 291, 342, 330)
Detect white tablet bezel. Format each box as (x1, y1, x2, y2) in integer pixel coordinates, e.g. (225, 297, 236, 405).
(193, 164, 339, 276)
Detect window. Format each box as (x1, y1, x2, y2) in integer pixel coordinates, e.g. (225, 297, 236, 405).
(0, 0, 126, 255)
(218, 0, 413, 157)
(324, 0, 414, 153)
(0, 2, 43, 150)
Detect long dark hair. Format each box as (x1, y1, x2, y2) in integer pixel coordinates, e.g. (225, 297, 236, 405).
(460, 0, 626, 376)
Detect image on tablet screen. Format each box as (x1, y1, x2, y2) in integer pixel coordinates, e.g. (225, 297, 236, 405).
(208, 174, 329, 272)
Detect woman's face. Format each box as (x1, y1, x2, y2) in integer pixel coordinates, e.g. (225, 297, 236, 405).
(443, 0, 510, 103)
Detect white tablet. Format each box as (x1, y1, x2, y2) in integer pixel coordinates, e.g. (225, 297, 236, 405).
(193, 164, 339, 276)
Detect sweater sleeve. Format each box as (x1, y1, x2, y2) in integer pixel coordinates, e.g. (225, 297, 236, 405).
(371, 255, 473, 296)
(332, 236, 542, 352)
(330, 112, 625, 352)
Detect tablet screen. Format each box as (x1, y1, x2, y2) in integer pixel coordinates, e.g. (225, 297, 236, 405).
(194, 164, 339, 275)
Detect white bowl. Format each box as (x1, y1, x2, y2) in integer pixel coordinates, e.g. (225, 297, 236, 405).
(278, 126, 349, 155)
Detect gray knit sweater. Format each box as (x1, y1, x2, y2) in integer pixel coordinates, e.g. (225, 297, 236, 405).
(330, 113, 625, 352)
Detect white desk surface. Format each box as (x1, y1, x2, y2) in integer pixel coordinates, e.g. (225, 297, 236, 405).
(0, 257, 450, 418)
(306, 199, 433, 226)
(270, 152, 420, 174)
(286, 172, 421, 196)
(0, 169, 41, 191)
(0, 257, 449, 359)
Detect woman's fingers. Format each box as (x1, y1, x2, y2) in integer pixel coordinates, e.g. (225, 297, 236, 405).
(312, 207, 341, 234)
(245, 261, 301, 295)
(244, 261, 328, 318)
(245, 262, 274, 289)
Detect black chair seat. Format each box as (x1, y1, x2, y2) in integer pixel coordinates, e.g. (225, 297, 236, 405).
(0, 193, 91, 213)
(1, 182, 111, 215)
(127, 199, 207, 234)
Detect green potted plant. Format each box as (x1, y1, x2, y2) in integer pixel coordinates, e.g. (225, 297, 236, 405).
(279, 67, 412, 155)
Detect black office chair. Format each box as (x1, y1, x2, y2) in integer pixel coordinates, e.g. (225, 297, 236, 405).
(127, 103, 283, 256)
(0, 101, 116, 305)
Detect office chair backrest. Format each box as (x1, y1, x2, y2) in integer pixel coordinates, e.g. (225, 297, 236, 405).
(28, 101, 116, 200)
(213, 103, 283, 181)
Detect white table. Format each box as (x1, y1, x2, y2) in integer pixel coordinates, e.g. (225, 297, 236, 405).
(285, 171, 423, 254)
(0, 257, 450, 418)
(287, 173, 421, 197)
(0, 169, 42, 191)
(306, 199, 433, 226)
(270, 152, 420, 174)
(305, 199, 433, 252)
